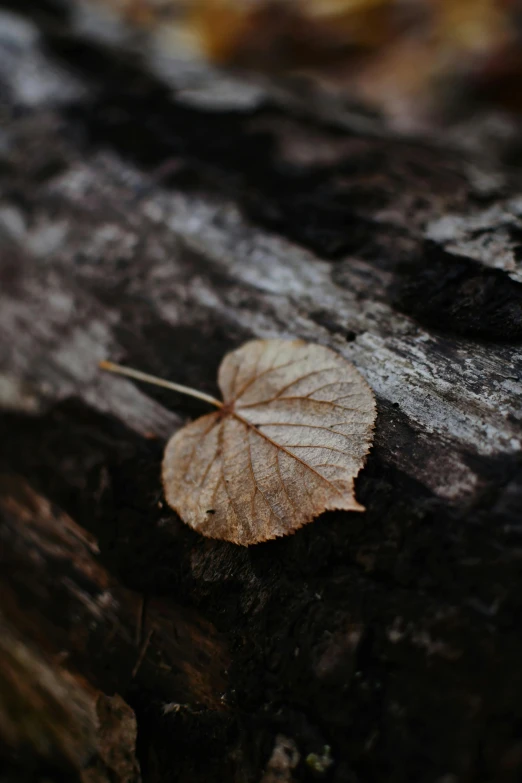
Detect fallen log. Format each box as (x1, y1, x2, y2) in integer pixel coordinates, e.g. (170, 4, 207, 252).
(0, 2, 521, 781)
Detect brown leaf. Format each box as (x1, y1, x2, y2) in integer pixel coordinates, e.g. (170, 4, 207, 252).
(162, 339, 375, 545)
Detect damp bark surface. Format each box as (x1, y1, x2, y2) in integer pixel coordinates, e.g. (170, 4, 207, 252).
(0, 3, 522, 782)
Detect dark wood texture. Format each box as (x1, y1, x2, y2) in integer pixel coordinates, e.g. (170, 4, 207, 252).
(0, 2, 521, 782)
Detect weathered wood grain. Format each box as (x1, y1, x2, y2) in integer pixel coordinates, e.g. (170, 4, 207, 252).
(0, 475, 228, 705)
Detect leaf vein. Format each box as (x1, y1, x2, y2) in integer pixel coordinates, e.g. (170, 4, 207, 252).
(271, 366, 341, 400)
(231, 411, 345, 498)
(276, 449, 300, 517)
(239, 397, 358, 413)
(259, 422, 351, 435)
(219, 422, 242, 526)
(305, 380, 354, 398)
(194, 423, 222, 512)
(182, 415, 219, 482)
(246, 425, 285, 523)
(281, 444, 348, 455)
(231, 356, 304, 403)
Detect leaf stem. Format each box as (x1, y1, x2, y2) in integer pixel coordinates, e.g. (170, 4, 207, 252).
(99, 360, 223, 408)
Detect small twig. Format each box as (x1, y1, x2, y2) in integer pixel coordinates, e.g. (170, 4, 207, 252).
(132, 628, 154, 679)
(136, 595, 147, 648)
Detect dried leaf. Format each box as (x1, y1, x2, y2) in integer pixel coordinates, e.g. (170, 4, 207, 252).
(101, 339, 375, 545)
(165, 339, 376, 544)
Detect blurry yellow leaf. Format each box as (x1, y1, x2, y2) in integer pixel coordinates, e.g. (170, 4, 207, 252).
(101, 339, 376, 545)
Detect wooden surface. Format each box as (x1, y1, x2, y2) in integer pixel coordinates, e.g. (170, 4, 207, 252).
(1, 2, 522, 781)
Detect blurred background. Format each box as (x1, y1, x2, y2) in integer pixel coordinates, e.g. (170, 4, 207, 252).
(74, 0, 522, 134)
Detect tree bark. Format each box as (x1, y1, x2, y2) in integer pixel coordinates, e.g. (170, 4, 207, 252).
(0, 2, 521, 782)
